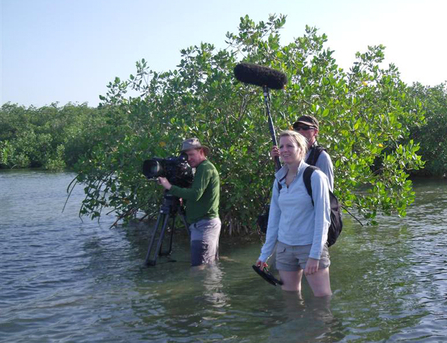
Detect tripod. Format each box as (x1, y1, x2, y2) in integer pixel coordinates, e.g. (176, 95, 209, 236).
(145, 190, 189, 266)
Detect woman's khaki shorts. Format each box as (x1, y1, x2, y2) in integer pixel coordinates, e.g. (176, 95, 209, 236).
(275, 241, 330, 272)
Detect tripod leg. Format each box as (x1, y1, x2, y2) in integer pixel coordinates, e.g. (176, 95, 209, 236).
(145, 213, 170, 266)
(180, 214, 190, 236)
(153, 213, 173, 259)
(165, 214, 176, 256)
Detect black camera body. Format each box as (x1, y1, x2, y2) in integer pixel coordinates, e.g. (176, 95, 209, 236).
(143, 153, 193, 188)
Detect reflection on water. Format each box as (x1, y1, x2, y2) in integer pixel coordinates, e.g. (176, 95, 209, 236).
(1, 171, 447, 342)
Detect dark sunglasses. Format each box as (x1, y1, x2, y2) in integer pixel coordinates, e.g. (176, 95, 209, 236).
(293, 125, 315, 131)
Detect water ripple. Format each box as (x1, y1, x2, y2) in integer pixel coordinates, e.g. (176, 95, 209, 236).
(2, 172, 447, 342)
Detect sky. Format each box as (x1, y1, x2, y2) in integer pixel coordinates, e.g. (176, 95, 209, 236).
(1, 0, 447, 108)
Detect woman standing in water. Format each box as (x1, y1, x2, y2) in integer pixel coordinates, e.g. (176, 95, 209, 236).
(256, 130, 332, 297)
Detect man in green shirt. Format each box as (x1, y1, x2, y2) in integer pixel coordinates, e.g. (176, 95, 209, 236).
(157, 138, 221, 266)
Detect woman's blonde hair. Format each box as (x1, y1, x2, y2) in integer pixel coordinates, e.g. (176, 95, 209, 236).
(279, 130, 308, 160)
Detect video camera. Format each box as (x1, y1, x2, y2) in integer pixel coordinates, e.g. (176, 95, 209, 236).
(142, 153, 193, 188)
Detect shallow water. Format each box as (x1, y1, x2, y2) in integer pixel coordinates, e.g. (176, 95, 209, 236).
(1, 171, 447, 342)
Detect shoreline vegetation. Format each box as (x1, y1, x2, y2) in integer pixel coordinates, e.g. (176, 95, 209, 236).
(1, 93, 446, 178)
(2, 15, 446, 231)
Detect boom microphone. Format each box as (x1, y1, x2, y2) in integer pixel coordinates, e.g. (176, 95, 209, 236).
(234, 63, 287, 90)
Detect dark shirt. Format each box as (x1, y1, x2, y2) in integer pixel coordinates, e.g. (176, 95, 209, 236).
(169, 159, 220, 223)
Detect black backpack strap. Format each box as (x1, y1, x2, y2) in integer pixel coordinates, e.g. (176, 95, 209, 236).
(303, 166, 318, 205)
(277, 175, 286, 192)
(306, 145, 325, 166)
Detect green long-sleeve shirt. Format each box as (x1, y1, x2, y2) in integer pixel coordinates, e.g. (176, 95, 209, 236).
(169, 159, 220, 224)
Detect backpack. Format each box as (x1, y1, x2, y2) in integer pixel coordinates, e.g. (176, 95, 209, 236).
(302, 166, 343, 247)
(306, 145, 325, 166)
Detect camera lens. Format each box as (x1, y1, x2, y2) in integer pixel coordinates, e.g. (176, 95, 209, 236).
(143, 159, 163, 178)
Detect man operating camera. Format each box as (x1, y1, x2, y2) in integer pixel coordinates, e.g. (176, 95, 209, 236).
(157, 138, 221, 267)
